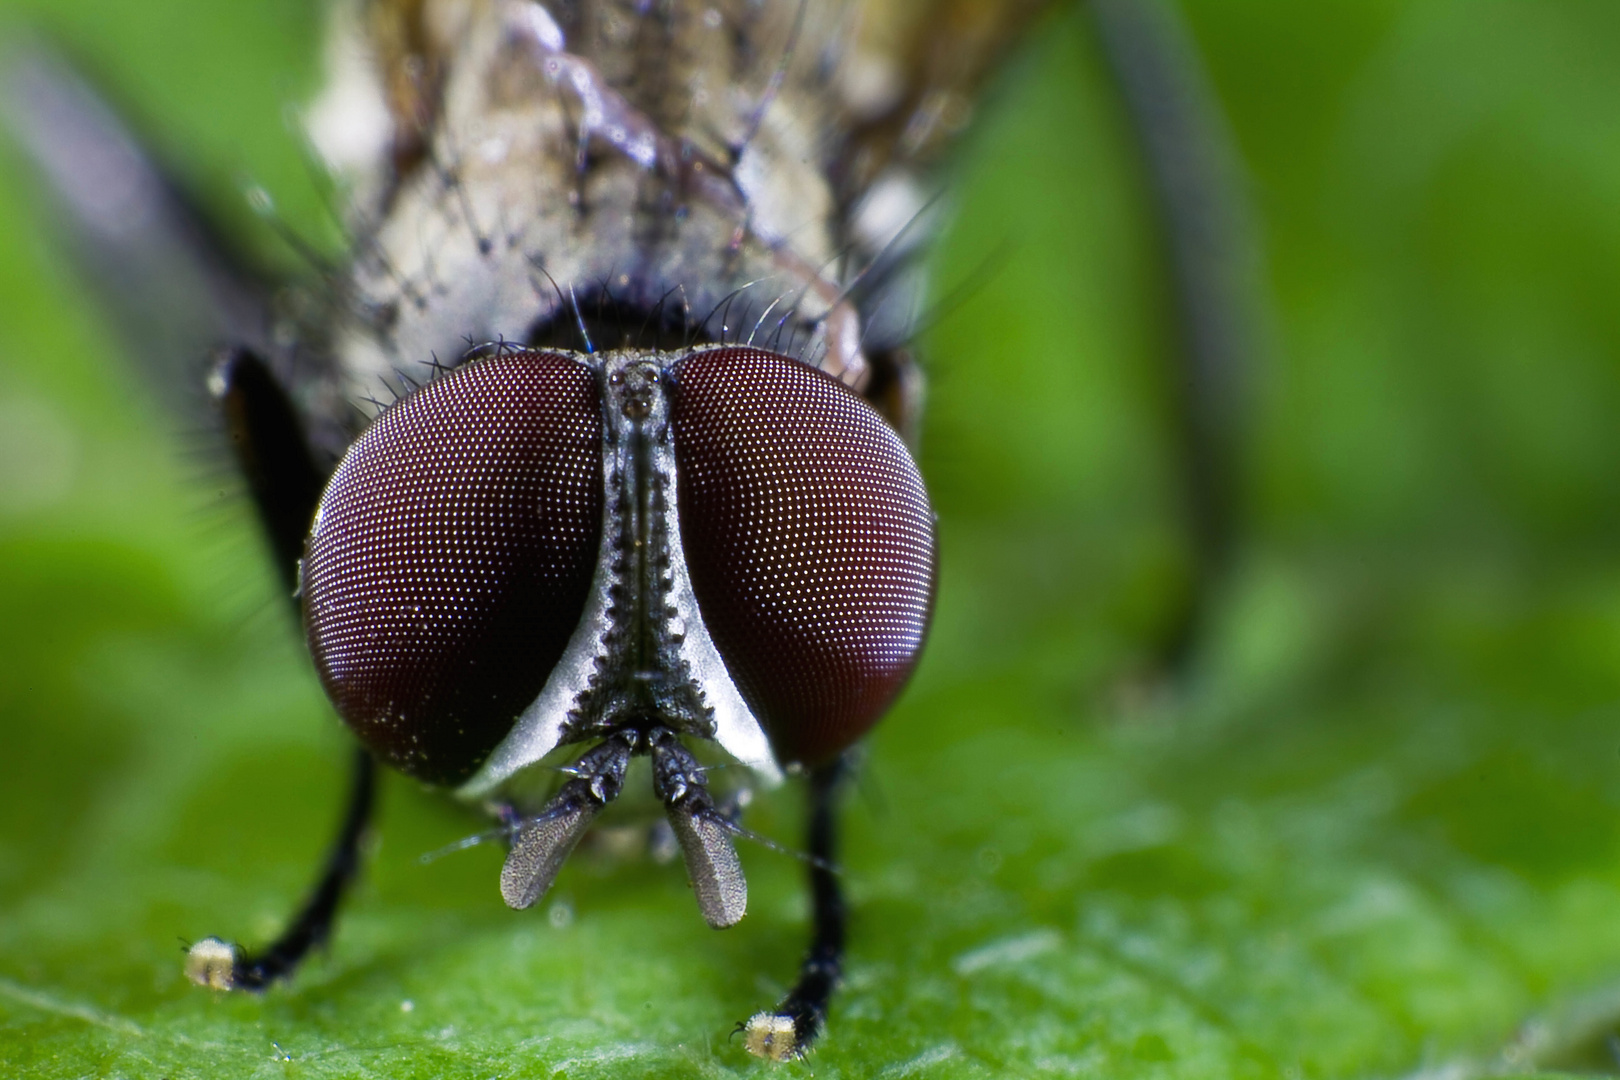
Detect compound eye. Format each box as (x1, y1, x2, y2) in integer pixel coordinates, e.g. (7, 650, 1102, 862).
(671, 348, 938, 767)
(303, 351, 603, 785)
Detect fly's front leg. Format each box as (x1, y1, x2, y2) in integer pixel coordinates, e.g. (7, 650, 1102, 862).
(743, 757, 847, 1061)
(210, 347, 328, 593)
(185, 747, 377, 990)
(184, 346, 377, 993)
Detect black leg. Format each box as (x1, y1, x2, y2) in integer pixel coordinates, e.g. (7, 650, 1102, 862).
(1090, 0, 1262, 672)
(185, 747, 378, 990)
(8, 45, 379, 1001)
(742, 757, 847, 1061)
(211, 347, 329, 595)
(182, 345, 372, 993)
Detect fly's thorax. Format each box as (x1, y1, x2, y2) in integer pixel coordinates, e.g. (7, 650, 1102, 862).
(309, 0, 863, 431)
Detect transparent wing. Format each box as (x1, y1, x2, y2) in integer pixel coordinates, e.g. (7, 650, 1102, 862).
(1, 44, 274, 418)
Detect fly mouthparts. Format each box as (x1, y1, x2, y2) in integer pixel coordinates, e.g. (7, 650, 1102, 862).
(666, 803, 748, 929)
(499, 729, 748, 929)
(500, 800, 601, 910)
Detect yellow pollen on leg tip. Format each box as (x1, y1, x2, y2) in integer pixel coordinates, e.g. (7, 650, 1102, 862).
(743, 1012, 800, 1061)
(183, 937, 238, 990)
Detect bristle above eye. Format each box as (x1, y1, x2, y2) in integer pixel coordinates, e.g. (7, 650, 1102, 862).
(671, 347, 937, 766)
(302, 351, 604, 785)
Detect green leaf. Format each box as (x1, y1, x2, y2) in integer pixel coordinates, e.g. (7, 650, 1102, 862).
(4, 1, 1620, 1077)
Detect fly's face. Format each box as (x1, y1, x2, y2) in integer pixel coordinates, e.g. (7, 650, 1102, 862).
(301, 343, 937, 926)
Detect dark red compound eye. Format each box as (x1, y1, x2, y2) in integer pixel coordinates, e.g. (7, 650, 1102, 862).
(302, 351, 603, 784)
(671, 347, 938, 767)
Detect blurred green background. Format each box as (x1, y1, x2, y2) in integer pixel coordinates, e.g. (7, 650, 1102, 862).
(3, 1, 1620, 1077)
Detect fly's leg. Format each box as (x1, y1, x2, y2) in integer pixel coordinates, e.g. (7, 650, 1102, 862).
(185, 747, 377, 990)
(211, 347, 328, 593)
(1092, 0, 1262, 672)
(183, 347, 375, 992)
(742, 757, 846, 1061)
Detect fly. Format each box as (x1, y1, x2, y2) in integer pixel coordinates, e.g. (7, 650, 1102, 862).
(4, 0, 1255, 1062)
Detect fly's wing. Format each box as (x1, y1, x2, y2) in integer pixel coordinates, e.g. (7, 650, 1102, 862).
(1, 46, 275, 417)
(1, 44, 344, 591)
